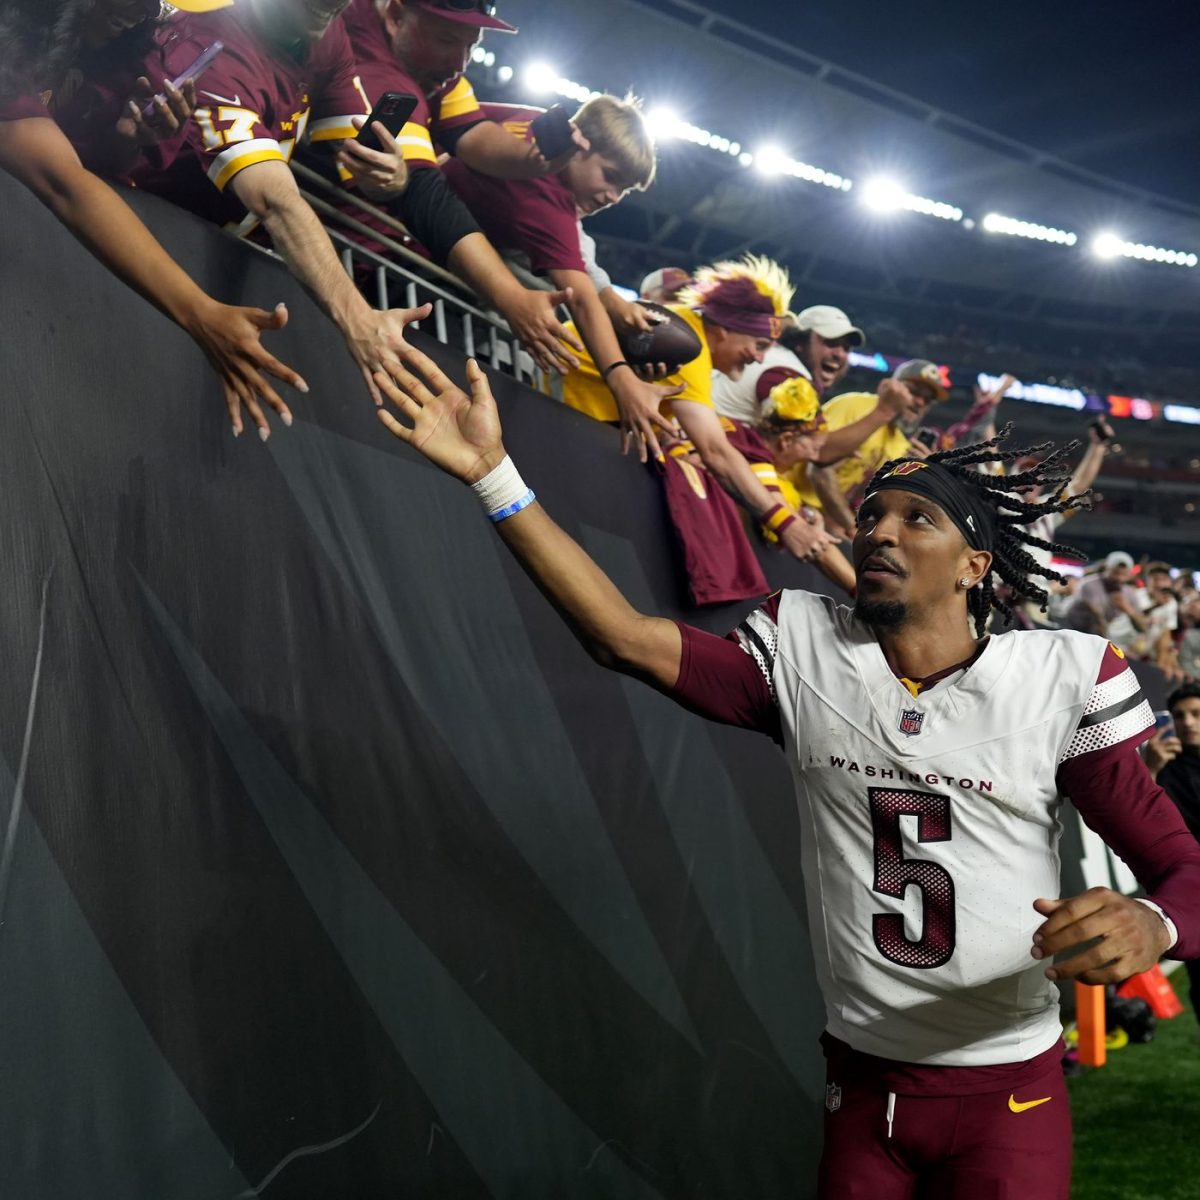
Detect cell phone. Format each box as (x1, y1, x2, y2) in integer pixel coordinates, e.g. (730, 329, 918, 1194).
(530, 104, 575, 160)
(356, 91, 418, 152)
(912, 426, 940, 451)
(1154, 711, 1176, 738)
(1090, 417, 1113, 442)
(143, 40, 224, 119)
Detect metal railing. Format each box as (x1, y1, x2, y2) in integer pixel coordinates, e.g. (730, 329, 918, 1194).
(286, 160, 554, 394)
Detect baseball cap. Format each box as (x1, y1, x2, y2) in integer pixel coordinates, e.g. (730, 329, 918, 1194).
(794, 305, 865, 346)
(892, 359, 949, 402)
(413, 0, 517, 33)
(169, 0, 235, 10)
(639, 267, 692, 300)
(1105, 551, 1135, 571)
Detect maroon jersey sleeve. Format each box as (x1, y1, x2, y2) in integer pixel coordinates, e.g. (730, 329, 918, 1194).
(670, 594, 782, 744)
(1056, 643, 1200, 958)
(0, 92, 49, 122)
(307, 16, 369, 145)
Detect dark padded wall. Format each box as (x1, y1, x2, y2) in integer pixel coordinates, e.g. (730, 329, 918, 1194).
(0, 177, 835, 1199)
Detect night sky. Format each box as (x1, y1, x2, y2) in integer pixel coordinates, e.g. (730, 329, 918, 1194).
(692, 0, 1200, 207)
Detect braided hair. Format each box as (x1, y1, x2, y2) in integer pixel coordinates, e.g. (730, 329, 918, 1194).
(876, 423, 1090, 637)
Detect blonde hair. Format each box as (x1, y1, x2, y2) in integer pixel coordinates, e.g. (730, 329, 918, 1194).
(572, 94, 656, 191)
(678, 254, 795, 317)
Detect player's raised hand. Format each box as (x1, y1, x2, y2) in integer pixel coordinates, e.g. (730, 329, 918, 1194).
(375, 347, 506, 484)
(184, 299, 309, 440)
(1030, 887, 1173, 985)
(497, 286, 584, 375)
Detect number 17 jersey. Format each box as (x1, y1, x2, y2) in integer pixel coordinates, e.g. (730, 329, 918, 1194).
(671, 590, 1199, 1067)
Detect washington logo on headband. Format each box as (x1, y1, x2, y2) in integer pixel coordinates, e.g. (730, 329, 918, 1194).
(886, 461, 929, 478)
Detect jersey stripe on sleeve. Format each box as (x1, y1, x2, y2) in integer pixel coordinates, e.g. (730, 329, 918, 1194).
(1059, 644, 1153, 763)
(733, 606, 780, 703)
(207, 138, 286, 190)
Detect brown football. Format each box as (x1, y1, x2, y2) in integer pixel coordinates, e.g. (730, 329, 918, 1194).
(616, 302, 703, 369)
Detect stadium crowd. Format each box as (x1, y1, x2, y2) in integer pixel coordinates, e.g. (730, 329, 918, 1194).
(2, 0, 1195, 661)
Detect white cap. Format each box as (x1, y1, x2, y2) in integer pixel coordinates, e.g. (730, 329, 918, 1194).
(1105, 551, 1134, 571)
(794, 305, 865, 346)
(638, 267, 692, 300)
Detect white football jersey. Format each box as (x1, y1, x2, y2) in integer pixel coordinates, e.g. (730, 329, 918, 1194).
(736, 590, 1150, 1066)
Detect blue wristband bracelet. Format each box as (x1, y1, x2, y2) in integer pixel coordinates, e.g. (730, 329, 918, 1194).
(487, 489, 536, 523)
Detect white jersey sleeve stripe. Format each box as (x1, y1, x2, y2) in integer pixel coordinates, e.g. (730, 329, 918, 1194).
(1060, 699, 1153, 762)
(1082, 666, 1140, 715)
(734, 608, 779, 701)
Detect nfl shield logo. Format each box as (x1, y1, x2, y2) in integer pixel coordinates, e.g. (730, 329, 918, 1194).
(899, 708, 925, 737)
(825, 1083, 842, 1113)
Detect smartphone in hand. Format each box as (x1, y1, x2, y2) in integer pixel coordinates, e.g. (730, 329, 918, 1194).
(357, 91, 419, 152)
(143, 40, 224, 119)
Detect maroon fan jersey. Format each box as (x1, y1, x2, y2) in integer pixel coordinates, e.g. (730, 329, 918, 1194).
(441, 104, 587, 275)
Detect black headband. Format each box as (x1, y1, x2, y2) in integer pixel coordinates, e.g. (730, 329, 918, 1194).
(865, 460, 997, 551)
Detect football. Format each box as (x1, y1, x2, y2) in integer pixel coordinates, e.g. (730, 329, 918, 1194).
(616, 302, 703, 369)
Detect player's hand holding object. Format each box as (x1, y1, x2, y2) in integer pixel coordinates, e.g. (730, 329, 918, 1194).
(1031, 886, 1174, 984)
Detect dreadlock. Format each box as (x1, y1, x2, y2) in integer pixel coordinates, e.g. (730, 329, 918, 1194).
(875, 423, 1091, 638)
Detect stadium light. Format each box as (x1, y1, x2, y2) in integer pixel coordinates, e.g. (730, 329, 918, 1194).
(860, 177, 907, 212)
(861, 177, 961, 222)
(496, 64, 513, 84)
(1091, 231, 1197, 267)
(754, 145, 789, 177)
(751, 145, 849, 189)
(645, 107, 682, 142)
(982, 212, 1077, 246)
(523, 61, 558, 94)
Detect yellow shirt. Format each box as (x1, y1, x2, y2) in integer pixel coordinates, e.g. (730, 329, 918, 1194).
(562, 305, 714, 422)
(789, 391, 912, 508)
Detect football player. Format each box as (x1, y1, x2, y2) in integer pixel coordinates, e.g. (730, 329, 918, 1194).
(374, 343, 1200, 1200)
(0, 0, 308, 438)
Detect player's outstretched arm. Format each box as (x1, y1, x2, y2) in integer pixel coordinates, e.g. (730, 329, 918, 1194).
(374, 345, 683, 688)
(0, 116, 308, 438)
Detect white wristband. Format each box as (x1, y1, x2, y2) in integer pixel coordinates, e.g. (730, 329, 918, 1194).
(471, 455, 535, 522)
(1134, 898, 1179, 952)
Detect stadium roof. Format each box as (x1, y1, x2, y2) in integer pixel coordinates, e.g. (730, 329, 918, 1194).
(494, 0, 1200, 327)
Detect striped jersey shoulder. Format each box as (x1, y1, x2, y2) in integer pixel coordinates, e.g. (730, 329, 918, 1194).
(731, 592, 783, 701)
(1060, 638, 1153, 763)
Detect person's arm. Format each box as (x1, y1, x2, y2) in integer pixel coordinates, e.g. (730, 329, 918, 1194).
(813, 382, 907, 465)
(390, 168, 581, 375)
(808, 464, 857, 538)
(228, 158, 427, 402)
(454, 118, 586, 181)
(1065, 420, 1112, 504)
(1035, 647, 1200, 979)
(1142, 729, 1182, 780)
(673, 400, 838, 561)
(549, 268, 679, 458)
(0, 115, 307, 436)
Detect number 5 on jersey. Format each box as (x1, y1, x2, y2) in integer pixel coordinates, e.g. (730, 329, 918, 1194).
(870, 786, 956, 969)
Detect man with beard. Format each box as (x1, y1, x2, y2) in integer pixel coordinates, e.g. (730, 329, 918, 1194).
(796, 358, 948, 537)
(373, 344, 1200, 1199)
(334, 0, 586, 376)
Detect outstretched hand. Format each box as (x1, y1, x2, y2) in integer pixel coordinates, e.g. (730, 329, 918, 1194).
(375, 344, 506, 483)
(1031, 887, 1172, 985)
(185, 299, 309, 439)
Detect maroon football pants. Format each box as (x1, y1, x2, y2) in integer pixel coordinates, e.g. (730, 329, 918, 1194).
(817, 1060, 1072, 1199)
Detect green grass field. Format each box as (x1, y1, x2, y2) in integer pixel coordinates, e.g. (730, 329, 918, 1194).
(1069, 969, 1198, 1200)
